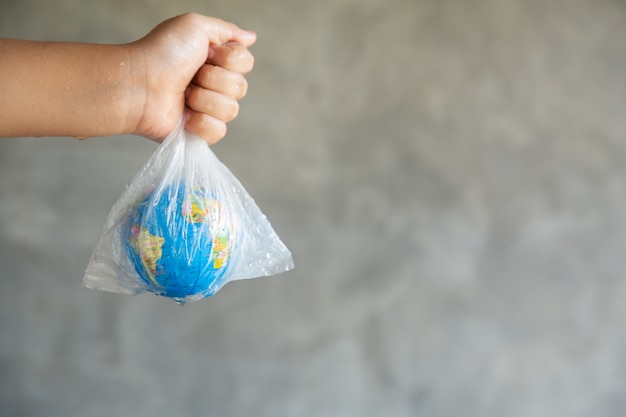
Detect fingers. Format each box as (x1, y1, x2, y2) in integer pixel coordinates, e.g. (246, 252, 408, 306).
(187, 59, 249, 125)
(186, 41, 253, 144)
(193, 64, 248, 99)
(184, 110, 227, 145)
(208, 42, 255, 74)
(177, 14, 254, 145)
(186, 84, 239, 122)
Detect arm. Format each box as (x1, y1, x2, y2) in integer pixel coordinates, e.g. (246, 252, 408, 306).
(0, 13, 256, 143)
(0, 39, 135, 138)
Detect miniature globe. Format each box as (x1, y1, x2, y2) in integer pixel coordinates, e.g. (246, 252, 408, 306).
(124, 183, 233, 300)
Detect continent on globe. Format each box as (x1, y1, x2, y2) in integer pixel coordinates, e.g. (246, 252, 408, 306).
(128, 224, 164, 287)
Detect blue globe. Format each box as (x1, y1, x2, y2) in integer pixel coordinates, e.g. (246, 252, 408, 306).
(124, 184, 233, 300)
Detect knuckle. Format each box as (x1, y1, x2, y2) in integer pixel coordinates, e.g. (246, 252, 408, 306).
(226, 98, 239, 121)
(217, 95, 238, 122)
(208, 120, 227, 144)
(234, 75, 248, 99)
(220, 46, 254, 73)
(197, 115, 227, 145)
(245, 53, 255, 72)
(237, 50, 254, 74)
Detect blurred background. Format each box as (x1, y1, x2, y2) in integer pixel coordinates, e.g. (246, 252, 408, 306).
(1, 0, 626, 416)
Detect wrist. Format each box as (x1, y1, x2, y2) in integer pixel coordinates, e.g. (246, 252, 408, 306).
(122, 39, 182, 141)
(120, 42, 148, 137)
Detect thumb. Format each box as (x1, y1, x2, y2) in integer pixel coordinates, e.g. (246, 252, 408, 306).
(193, 14, 257, 47)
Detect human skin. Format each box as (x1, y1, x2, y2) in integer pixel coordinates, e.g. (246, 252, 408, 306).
(0, 13, 256, 144)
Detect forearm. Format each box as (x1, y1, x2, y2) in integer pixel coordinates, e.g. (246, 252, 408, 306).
(0, 39, 139, 138)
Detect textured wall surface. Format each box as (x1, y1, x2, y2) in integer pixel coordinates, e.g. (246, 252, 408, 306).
(1, 0, 626, 416)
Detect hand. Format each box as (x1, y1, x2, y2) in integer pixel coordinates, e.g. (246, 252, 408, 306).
(128, 13, 256, 144)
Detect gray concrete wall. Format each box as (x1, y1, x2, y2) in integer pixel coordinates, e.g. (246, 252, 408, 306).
(1, 0, 626, 416)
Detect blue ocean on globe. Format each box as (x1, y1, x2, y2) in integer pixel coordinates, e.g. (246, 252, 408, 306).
(124, 183, 233, 300)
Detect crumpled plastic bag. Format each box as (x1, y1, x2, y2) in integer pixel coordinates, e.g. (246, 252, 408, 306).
(82, 120, 294, 304)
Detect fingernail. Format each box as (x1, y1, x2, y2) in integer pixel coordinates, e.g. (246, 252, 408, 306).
(208, 46, 216, 60)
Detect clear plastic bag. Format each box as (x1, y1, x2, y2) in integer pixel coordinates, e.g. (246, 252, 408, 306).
(83, 120, 294, 304)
